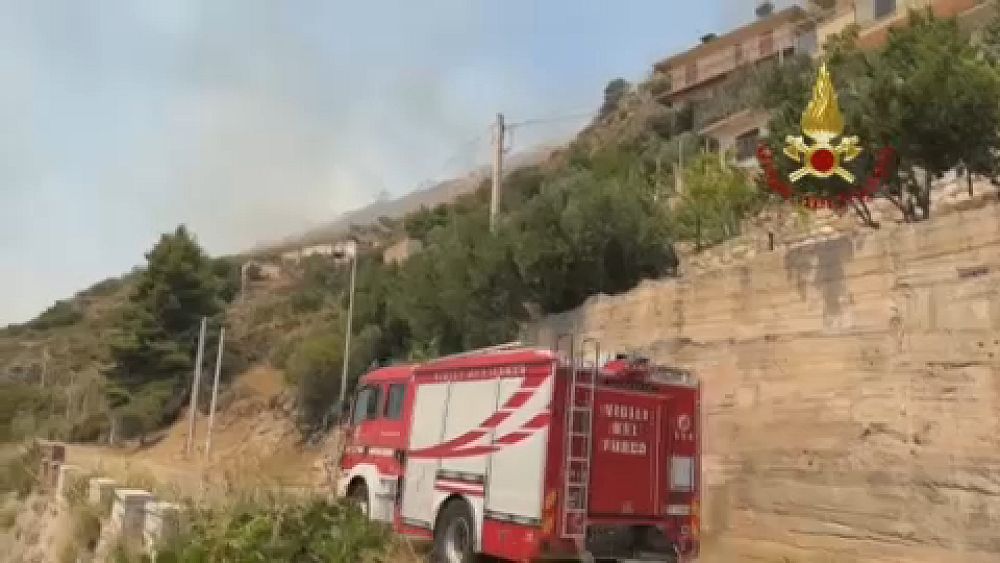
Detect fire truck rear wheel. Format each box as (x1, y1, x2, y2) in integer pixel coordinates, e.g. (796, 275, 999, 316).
(433, 498, 476, 563)
(347, 479, 369, 518)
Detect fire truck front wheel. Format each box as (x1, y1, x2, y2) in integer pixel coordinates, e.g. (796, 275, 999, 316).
(347, 479, 370, 518)
(433, 498, 476, 563)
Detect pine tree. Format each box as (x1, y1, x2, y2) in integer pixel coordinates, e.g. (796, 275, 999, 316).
(107, 225, 221, 434)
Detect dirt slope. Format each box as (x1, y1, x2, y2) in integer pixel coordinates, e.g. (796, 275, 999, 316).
(68, 365, 341, 502)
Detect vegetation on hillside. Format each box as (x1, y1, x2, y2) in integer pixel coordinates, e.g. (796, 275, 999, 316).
(26, 300, 84, 331)
(674, 153, 767, 250)
(272, 109, 760, 427)
(6, 8, 1000, 440)
(154, 497, 396, 563)
(105, 225, 242, 441)
(0, 443, 40, 499)
(269, 9, 1000, 429)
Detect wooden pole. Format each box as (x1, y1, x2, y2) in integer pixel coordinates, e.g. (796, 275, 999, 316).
(490, 113, 505, 233)
(204, 327, 225, 461)
(185, 317, 208, 458)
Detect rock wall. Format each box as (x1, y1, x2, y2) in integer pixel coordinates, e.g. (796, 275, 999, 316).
(525, 201, 1000, 562)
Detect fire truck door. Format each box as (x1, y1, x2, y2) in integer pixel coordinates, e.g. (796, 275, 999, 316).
(401, 382, 449, 528)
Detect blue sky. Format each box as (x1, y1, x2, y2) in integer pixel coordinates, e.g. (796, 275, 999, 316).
(0, 0, 782, 325)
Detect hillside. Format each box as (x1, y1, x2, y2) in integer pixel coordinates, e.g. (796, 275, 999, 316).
(64, 365, 338, 500)
(258, 146, 559, 255)
(0, 275, 136, 443)
(5, 11, 1000, 514)
(0, 276, 130, 380)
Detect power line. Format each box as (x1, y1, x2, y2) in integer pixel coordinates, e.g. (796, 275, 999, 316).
(506, 110, 595, 129)
(414, 109, 594, 192)
(421, 129, 491, 187)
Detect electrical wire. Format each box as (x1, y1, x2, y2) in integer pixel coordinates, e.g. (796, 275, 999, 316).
(420, 129, 491, 188)
(416, 109, 594, 188)
(506, 110, 595, 129)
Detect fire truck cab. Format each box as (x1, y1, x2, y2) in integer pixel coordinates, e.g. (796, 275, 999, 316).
(338, 342, 700, 562)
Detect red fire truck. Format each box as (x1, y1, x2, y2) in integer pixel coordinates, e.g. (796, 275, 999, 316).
(338, 341, 700, 562)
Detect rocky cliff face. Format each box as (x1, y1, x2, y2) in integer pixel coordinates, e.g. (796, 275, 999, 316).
(527, 200, 1000, 562)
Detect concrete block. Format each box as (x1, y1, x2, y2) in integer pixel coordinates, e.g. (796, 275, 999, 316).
(51, 460, 63, 489)
(40, 459, 61, 491)
(38, 459, 50, 491)
(89, 477, 118, 509)
(110, 489, 153, 546)
(144, 501, 183, 554)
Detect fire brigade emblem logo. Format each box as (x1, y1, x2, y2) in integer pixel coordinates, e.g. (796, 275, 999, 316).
(783, 63, 860, 183)
(756, 62, 896, 209)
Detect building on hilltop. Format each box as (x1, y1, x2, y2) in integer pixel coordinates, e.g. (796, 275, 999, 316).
(242, 260, 282, 281)
(653, 6, 815, 108)
(280, 243, 337, 264)
(649, 0, 984, 171)
(383, 238, 423, 266)
(652, 5, 819, 168)
(852, 0, 985, 49)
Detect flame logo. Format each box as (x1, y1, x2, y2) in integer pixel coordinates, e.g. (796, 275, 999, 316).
(783, 63, 860, 183)
(801, 63, 844, 142)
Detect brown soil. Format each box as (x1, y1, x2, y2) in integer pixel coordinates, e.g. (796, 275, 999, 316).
(66, 365, 340, 502)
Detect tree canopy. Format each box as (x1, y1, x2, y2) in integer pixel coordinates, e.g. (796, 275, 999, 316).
(106, 225, 228, 436)
(671, 153, 765, 249)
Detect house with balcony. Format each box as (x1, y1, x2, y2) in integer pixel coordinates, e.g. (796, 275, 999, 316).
(649, 0, 987, 171)
(652, 5, 819, 168)
(852, 0, 985, 48)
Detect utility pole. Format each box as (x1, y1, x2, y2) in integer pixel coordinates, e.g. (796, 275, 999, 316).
(674, 135, 685, 195)
(65, 370, 77, 422)
(239, 262, 248, 304)
(185, 317, 208, 458)
(39, 346, 48, 389)
(339, 239, 358, 410)
(490, 112, 506, 233)
(204, 326, 225, 461)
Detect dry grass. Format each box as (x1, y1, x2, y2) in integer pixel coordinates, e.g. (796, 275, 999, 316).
(68, 365, 340, 504)
(58, 503, 102, 563)
(0, 498, 18, 530)
(386, 537, 430, 562)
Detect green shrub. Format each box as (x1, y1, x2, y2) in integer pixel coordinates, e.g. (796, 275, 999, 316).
(156, 497, 392, 563)
(289, 289, 325, 313)
(27, 300, 83, 330)
(286, 331, 344, 426)
(403, 204, 450, 242)
(671, 153, 766, 249)
(69, 412, 110, 443)
(77, 276, 124, 298)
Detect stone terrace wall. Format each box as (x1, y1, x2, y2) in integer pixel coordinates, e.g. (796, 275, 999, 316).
(525, 202, 1000, 562)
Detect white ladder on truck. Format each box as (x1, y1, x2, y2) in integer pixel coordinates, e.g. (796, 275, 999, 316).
(561, 338, 600, 540)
